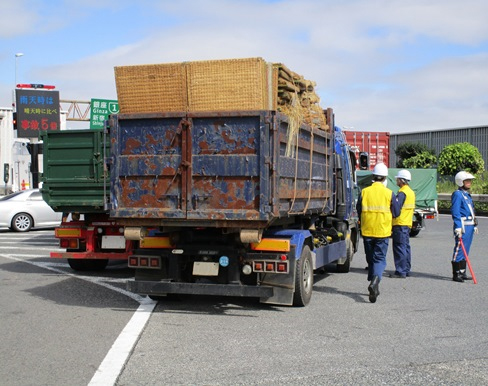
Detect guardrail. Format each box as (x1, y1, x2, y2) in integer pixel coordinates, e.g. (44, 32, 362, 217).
(438, 193, 488, 202)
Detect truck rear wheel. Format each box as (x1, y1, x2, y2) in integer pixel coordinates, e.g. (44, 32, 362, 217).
(293, 245, 313, 307)
(68, 259, 109, 271)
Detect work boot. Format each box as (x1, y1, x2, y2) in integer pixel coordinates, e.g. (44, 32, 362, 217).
(459, 260, 472, 280)
(451, 262, 464, 283)
(368, 275, 380, 303)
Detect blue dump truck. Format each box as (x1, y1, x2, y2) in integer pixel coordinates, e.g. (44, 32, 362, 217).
(106, 108, 361, 306)
(42, 55, 363, 306)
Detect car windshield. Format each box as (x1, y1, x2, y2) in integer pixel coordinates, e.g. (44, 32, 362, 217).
(0, 191, 25, 201)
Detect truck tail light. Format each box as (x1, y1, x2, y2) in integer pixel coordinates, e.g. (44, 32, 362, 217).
(60, 239, 79, 249)
(251, 260, 288, 274)
(278, 262, 288, 272)
(254, 262, 264, 272)
(128, 255, 161, 269)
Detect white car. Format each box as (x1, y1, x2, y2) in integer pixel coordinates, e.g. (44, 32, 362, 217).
(0, 189, 62, 232)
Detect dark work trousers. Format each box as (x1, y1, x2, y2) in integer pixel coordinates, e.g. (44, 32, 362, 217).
(363, 237, 389, 281)
(392, 225, 411, 277)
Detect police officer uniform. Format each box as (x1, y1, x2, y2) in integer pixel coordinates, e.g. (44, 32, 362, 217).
(451, 171, 477, 282)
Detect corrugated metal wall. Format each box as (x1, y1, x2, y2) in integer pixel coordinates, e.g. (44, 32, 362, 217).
(390, 125, 488, 168)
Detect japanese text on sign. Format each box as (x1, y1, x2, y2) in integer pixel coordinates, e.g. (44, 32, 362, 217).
(90, 98, 119, 129)
(15, 89, 60, 138)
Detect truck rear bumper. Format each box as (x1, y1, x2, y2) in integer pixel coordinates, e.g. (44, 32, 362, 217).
(127, 280, 274, 298)
(50, 251, 131, 260)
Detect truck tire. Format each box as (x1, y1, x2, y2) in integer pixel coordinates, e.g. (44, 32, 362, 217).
(68, 259, 109, 271)
(409, 229, 420, 237)
(336, 238, 353, 273)
(293, 245, 313, 307)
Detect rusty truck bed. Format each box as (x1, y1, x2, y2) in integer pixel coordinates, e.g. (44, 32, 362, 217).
(109, 110, 333, 228)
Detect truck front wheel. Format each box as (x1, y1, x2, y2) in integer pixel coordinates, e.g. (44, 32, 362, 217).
(293, 245, 313, 307)
(336, 238, 353, 273)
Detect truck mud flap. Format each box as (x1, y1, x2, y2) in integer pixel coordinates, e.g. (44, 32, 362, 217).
(127, 280, 274, 298)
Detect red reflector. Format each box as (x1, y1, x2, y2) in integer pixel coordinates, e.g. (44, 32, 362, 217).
(150, 258, 160, 268)
(254, 262, 263, 271)
(129, 257, 138, 266)
(266, 262, 275, 272)
(277, 262, 288, 272)
(140, 257, 149, 267)
(68, 239, 79, 249)
(280, 254, 287, 261)
(60, 239, 79, 249)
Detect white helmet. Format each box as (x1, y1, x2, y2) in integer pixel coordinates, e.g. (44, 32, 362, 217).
(372, 163, 388, 177)
(395, 169, 411, 181)
(455, 171, 475, 187)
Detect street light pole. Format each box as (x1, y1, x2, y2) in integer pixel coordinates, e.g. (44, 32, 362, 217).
(13, 53, 24, 107)
(15, 53, 24, 87)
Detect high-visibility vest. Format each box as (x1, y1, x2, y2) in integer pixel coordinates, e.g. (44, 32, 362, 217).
(392, 185, 415, 227)
(360, 182, 393, 238)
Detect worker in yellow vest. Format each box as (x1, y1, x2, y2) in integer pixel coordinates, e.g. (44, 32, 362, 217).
(391, 170, 416, 278)
(357, 163, 400, 303)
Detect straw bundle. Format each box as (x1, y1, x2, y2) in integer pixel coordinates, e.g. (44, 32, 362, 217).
(275, 63, 328, 131)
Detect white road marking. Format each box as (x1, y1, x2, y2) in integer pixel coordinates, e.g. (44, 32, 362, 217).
(88, 301, 156, 386)
(1, 253, 157, 386)
(0, 246, 62, 251)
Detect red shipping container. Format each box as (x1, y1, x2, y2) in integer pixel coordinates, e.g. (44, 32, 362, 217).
(344, 130, 390, 170)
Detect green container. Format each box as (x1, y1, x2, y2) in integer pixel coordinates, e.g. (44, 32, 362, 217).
(40, 129, 109, 213)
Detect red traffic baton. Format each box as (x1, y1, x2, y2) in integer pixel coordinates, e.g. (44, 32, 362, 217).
(459, 237, 477, 284)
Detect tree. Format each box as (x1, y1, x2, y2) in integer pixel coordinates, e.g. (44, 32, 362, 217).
(437, 142, 485, 176)
(403, 152, 437, 169)
(395, 142, 435, 168)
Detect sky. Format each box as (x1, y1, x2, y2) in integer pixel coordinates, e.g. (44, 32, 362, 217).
(1, 0, 488, 133)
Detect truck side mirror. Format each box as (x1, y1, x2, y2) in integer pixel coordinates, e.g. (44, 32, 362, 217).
(359, 152, 369, 170)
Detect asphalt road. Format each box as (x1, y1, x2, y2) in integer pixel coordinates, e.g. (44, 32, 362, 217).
(1, 215, 487, 385)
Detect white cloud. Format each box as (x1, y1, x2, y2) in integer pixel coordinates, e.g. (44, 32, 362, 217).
(1, 0, 488, 132)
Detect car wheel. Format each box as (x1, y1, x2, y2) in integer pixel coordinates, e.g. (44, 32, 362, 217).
(11, 213, 33, 232)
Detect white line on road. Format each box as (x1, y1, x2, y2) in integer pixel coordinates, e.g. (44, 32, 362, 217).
(0, 245, 62, 251)
(1, 253, 157, 386)
(88, 301, 156, 386)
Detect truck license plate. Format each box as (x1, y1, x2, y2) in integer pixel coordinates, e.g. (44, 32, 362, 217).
(101, 236, 126, 249)
(193, 262, 219, 276)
